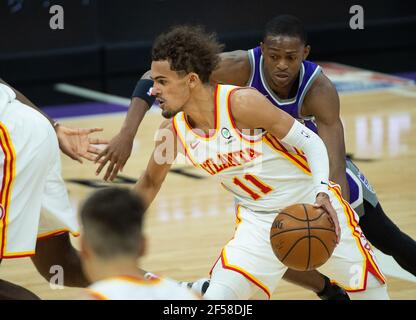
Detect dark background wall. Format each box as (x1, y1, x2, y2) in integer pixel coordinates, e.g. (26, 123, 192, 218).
(0, 0, 415, 105)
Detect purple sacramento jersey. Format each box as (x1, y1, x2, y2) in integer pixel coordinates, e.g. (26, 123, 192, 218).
(247, 46, 321, 133)
(246, 46, 379, 215)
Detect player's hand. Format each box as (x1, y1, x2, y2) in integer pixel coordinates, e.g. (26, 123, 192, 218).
(314, 192, 341, 244)
(94, 131, 134, 181)
(55, 124, 109, 164)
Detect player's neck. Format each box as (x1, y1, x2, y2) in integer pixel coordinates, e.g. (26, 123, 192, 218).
(88, 257, 143, 283)
(183, 84, 216, 133)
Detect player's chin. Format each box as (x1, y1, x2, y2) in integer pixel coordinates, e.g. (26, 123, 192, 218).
(272, 76, 291, 87)
(161, 109, 176, 119)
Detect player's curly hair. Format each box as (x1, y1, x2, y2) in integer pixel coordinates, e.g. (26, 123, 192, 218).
(152, 25, 224, 83)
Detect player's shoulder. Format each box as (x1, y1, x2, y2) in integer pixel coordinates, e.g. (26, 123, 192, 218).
(226, 86, 268, 122)
(307, 71, 338, 99)
(302, 72, 340, 116)
(219, 50, 250, 64)
(229, 85, 264, 105)
(211, 51, 251, 86)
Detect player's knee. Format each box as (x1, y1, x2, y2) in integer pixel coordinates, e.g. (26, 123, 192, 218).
(208, 264, 255, 300)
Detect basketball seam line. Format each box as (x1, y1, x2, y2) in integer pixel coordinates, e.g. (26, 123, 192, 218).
(279, 236, 331, 269)
(311, 236, 331, 259)
(270, 227, 335, 238)
(278, 211, 326, 222)
(281, 235, 310, 263)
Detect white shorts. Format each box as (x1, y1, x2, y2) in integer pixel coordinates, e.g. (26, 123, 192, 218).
(0, 85, 79, 259)
(209, 183, 386, 299)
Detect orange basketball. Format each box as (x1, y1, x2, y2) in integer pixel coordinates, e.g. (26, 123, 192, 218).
(270, 203, 337, 271)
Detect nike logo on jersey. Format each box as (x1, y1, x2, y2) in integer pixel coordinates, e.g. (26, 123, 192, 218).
(301, 130, 310, 139)
(190, 141, 200, 149)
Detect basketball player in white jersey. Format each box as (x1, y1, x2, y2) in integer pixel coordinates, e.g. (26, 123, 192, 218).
(0, 79, 108, 299)
(79, 187, 199, 300)
(133, 26, 389, 300)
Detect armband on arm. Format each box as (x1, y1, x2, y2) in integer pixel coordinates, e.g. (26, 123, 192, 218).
(131, 79, 156, 108)
(281, 120, 330, 196)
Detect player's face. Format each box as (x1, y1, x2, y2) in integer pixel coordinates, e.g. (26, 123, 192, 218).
(261, 35, 310, 89)
(151, 60, 191, 119)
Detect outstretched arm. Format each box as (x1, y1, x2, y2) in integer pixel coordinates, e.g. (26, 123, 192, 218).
(133, 120, 178, 209)
(230, 89, 341, 242)
(95, 71, 155, 181)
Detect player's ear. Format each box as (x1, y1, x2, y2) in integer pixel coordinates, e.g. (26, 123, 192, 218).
(188, 73, 199, 89)
(303, 45, 311, 61)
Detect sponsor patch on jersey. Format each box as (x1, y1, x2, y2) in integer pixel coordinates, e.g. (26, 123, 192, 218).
(221, 127, 232, 140)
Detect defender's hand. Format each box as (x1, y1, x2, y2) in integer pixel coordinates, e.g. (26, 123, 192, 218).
(94, 132, 134, 181)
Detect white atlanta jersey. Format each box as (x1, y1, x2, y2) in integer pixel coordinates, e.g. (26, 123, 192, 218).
(173, 85, 387, 296)
(87, 276, 199, 300)
(172, 84, 317, 212)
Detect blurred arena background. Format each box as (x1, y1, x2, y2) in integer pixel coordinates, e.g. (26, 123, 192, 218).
(1, 0, 415, 105)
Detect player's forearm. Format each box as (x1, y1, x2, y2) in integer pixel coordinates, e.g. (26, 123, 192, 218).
(319, 122, 349, 201)
(330, 166, 349, 202)
(119, 97, 149, 139)
(281, 121, 330, 196)
(133, 173, 162, 210)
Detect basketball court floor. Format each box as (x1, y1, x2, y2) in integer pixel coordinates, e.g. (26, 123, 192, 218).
(1, 63, 415, 299)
